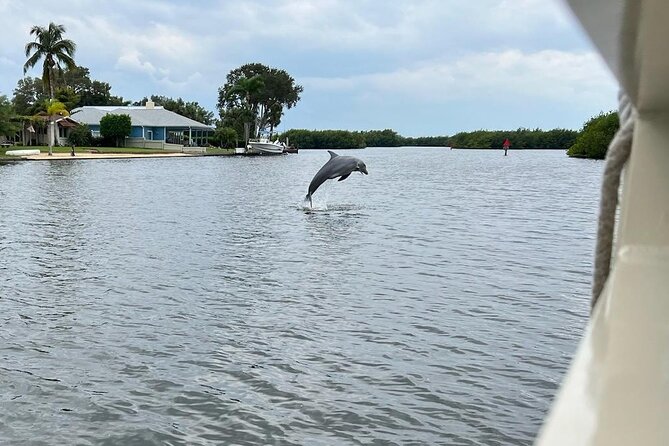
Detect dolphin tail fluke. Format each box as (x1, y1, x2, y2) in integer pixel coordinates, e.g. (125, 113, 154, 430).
(305, 193, 313, 208)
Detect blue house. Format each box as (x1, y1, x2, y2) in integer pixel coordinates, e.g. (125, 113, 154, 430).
(71, 100, 214, 148)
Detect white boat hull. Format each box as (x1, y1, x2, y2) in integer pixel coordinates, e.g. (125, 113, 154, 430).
(247, 140, 284, 155)
(5, 149, 41, 156)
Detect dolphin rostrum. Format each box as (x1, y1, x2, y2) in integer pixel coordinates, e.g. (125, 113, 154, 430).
(305, 150, 368, 207)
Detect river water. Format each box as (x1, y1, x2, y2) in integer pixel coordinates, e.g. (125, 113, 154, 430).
(0, 148, 602, 445)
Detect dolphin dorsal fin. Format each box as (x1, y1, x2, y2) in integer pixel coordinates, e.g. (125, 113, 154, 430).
(328, 150, 339, 159)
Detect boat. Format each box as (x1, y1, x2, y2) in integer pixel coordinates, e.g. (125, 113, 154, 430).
(536, 1, 669, 445)
(247, 138, 285, 155)
(5, 149, 41, 157)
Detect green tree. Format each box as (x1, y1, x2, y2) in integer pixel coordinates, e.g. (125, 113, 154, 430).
(23, 22, 76, 99)
(0, 95, 20, 140)
(212, 126, 238, 148)
(54, 86, 80, 111)
(100, 114, 131, 147)
(12, 77, 48, 116)
(567, 111, 619, 159)
(225, 75, 265, 107)
(218, 63, 303, 136)
(57, 65, 128, 107)
(67, 124, 91, 147)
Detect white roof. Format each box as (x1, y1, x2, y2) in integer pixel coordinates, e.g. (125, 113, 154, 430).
(71, 106, 213, 130)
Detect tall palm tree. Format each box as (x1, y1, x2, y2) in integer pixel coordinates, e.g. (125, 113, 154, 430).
(23, 23, 76, 99)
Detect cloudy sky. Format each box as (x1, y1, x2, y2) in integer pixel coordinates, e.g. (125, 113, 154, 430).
(0, 0, 617, 136)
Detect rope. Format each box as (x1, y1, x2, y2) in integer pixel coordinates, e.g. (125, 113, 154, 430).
(591, 92, 635, 310)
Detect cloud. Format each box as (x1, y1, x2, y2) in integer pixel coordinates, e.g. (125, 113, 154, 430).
(116, 49, 160, 76)
(303, 49, 615, 105)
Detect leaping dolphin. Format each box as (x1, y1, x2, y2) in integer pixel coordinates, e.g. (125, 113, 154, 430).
(305, 150, 368, 207)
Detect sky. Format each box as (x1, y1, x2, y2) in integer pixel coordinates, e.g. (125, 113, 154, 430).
(0, 0, 618, 136)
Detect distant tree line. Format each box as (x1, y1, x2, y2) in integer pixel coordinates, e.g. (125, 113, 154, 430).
(280, 129, 366, 149)
(448, 128, 578, 149)
(278, 127, 579, 150)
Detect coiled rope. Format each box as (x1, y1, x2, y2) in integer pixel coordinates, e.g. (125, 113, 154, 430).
(591, 92, 636, 310)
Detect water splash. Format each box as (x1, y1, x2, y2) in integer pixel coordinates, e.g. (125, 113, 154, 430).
(301, 197, 328, 212)
(300, 180, 336, 212)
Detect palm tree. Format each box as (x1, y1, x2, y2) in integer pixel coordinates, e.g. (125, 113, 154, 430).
(23, 23, 76, 99)
(226, 75, 265, 138)
(226, 75, 265, 108)
(43, 99, 69, 156)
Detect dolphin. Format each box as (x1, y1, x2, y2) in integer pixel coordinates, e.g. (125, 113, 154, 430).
(305, 150, 368, 207)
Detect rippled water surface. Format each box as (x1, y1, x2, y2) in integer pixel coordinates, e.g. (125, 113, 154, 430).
(0, 148, 602, 445)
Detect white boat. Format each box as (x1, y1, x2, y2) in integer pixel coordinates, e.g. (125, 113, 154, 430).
(247, 138, 285, 155)
(536, 1, 669, 445)
(5, 149, 41, 156)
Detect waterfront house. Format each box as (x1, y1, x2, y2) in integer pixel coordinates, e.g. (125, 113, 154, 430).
(71, 100, 214, 149)
(17, 114, 79, 147)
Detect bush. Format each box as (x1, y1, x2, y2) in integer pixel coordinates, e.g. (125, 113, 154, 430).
(567, 111, 619, 159)
(212, 126, 238, 148)
(100, 114, 132, 147)
(67, 124, 92, 146)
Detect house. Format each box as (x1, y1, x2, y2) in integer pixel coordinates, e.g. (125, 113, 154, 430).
(18, 115, 79, 147)
(71, 100, 214, 149)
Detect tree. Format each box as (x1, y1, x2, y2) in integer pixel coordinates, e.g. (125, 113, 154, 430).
(218, 106, 256, 145)
(217, 63, 303, 137)
(12, 77, 48, 116)
(0, 95, 20, 140)
(23, 22, 76, 99)
(44, 99, 69, 155)
(100, 114, 131, 147)
(67, 124, 91, 147)
(55, 65, 128, 107)
(567, 111, 619, 159)
(211, 126, 238, 148)
(224, 75, 265, 110)
(134, 95, 214, 124)
(54, 87, 80, 111)
(220, 74, 264, 141)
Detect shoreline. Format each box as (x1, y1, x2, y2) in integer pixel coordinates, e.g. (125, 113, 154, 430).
(22, 152, 195, 161)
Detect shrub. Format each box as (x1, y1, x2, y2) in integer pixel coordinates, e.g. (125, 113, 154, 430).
(67, 124, 92, 146)
(100, 114, 131, 147)
(212, 126, 238, 148)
